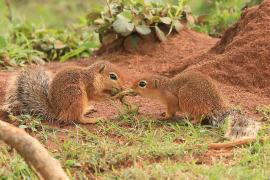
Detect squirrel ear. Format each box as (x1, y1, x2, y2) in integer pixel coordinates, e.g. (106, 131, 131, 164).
(98, 64, 106, 73)
(154, 79, 159, 88)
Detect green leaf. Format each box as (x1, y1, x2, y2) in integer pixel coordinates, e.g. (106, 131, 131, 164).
(117, 10, 133, 22)
(0, 36, 7, 49)
(173, 20, 184, 33)
(155, 26, 167, 42)
(60, 42, 97, 62)
(135, 25, 151, 35)
(112, 18, 134, 36)
(151, 16, 160, 23)
(160, 17, 172, 25)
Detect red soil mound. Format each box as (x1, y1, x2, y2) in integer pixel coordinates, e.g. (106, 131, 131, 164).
(102, 29, 217, 77)
(170, 0, 270, 99)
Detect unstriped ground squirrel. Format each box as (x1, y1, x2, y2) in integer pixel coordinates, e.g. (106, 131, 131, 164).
(130, 71, 261, 140)
(2, 61, 124, 124)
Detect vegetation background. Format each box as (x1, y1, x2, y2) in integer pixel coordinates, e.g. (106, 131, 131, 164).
(0, 0, 262, 68)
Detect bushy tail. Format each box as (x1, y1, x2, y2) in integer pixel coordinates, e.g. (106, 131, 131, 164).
(205, 109, 261, 140)
(225, 112, 261, 140)
(2, 67, 55, 121)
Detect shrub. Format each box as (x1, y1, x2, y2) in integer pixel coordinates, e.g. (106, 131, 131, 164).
(87, 0, 188, 44)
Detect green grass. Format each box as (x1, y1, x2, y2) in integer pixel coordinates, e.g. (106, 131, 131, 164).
(1, 109, 270, 179)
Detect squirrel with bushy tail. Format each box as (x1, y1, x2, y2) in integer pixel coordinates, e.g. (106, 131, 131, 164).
(130, 71, 261, 141)
(1, 61, 125, 124)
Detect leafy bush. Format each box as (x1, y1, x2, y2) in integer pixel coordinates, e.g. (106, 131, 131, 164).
(0, 0, 262, 68)
(87, 0, 188, 43)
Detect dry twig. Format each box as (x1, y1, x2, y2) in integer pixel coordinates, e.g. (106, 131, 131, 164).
(0, 120, 69, 180)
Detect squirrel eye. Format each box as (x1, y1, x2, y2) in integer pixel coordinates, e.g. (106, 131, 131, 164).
(109, 73, 118, 80)
(138, 80, 147, 88)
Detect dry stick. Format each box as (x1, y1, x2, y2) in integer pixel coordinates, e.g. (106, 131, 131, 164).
(207, 137, 256, 149)
(0, 120, 69, 180)
(206, 136, 270, 150)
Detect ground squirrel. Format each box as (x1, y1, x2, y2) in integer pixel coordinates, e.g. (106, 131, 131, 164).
(130, 71, 261, 140)
(2, 61, 124, 124)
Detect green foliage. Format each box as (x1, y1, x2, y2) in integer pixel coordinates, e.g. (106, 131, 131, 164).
(8, 0, 100, 28)
(0, 21, 100, 67)
(0, 0, 263, 67)
(87, 0, 188, 42)
(189, 0, 262, 37)
(0, 0, 102, 68)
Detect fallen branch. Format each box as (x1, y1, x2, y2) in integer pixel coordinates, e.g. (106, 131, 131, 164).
(0, 120, 69, 180)
(207, 136, 269, 150)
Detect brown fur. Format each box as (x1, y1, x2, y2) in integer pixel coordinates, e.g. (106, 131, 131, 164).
(131, 71, 261, 140)
(131, 72, 226, 120)
(3, 61, 125, 124)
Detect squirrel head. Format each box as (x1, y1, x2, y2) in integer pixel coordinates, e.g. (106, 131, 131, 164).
(89, 61, 125, 99)
(130, 75, 167, 99)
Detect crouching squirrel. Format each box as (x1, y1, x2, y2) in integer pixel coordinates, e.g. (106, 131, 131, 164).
(130, 71, 261, 140)
(2, 61, 125, 124)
